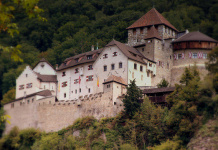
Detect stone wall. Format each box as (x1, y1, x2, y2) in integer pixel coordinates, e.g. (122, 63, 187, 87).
(4, 92, 123, 134)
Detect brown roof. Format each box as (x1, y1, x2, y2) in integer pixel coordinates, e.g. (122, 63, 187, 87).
(103, 75, 127, 85)
(33, 58, 55, 70)
(106, 40, 155, 63)
(57, 48, 103, 71)
(172, 31, 218, 43)
(5, 90, 52, 104)
(127, 8, 178, 31)
(144, 26, 162, 40)
(34, 72, 57, 82)
(143, 87, 175, 94)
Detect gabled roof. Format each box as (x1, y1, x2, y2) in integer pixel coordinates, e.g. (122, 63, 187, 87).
(172, 31, 218, 43)
(103, 75, 127, 85)
(33, 58, 55, 70)
(34, 72, 57, 82)
(106, 40, 155, 63)
(144, 26, 162, 40)
(57, 48, 103, 71)
(5, 90, 53, 104)
(143, 87, 175, 94)
(127, 8, 178, 31)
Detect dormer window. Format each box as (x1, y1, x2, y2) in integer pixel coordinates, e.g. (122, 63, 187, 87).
(62, 72, 66, 77)
(75, 68, 79, 73)
(75, 58, 79, 63)
(88, 65, 93, 70)
(113, 52, 117, 57)
(87, 55, 92, 60)
(103, 54, 108, 59)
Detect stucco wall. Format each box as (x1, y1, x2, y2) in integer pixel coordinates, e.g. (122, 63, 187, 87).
(33, 62, 56, 75)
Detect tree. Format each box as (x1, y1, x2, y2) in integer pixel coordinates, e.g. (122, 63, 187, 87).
(122, 79, 142, 118)
(157, 78, 169, 88)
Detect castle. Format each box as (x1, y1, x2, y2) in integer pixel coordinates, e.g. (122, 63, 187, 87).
(3, 8, 218, 134)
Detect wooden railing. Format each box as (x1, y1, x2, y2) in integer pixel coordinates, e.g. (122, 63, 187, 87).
(149, 96, 166, 103)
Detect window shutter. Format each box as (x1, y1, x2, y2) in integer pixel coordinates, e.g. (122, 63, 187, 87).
(182, 53, 185, 59)
(92, 75, 94, 81)
(189, 52, 192, 58)
(86, 76, 89, 81)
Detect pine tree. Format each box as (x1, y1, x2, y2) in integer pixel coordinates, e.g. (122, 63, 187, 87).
(157, 78, 169, 88)
(122, 79, 142, 118)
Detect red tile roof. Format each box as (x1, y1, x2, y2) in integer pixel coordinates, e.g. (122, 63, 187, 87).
(103, 75, 127, 85)
(144, 26, 162, 40)
(172, 31, 218, 43)
(127, 8, 178, 31)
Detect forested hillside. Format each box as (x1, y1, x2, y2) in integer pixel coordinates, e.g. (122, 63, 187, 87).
(0, 0, 217, 101)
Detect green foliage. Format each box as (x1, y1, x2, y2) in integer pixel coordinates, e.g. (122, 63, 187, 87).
(206, 46, 218, 74)
(120, 143, 138, 150)
(153, 139, 184, 150)
(1, 88, 15, 105)
(122, 79, 142, 118)
(157, 78, 169, 88)
(73, 116, 97, 130)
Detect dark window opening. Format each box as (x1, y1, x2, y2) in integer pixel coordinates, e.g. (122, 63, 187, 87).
(119, 62, 122, 68)
(134, 63, 137, 70)
(75, 68, 79, 73)
(79, 88, 81, 93)
(103, 54, 108, 59)
(133, 29, 136, 35)
(75, 90, 77, 94)
(113, 52, 117, 56)
(62, 72, 66, 77)
(104, 65, 107, 71)
(107, 84, 110, 88)
(147, 71, 150, 77)
(87, 55, 92, 60)
(88, 65, 93, 70)
(111, 64, 115, 70)
(140, 65, 143, 72)
(64, 93, 66, 98)
(142, 48, 144, 52)
(75, 58, 79, 63)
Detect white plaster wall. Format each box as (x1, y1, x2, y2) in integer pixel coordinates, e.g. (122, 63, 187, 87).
(128, 60, 152, 86)
(16, 66, 40, 99)
(33, 62, 56, 75)
(112, 82, 123, 103)
(40, 82, 57, 96)
(94, 46, 128, 93)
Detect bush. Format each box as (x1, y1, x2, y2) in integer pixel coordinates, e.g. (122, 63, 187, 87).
(73, 116, 97, 130)
(153, 139, 184, 150)
(120, 143, 138, 150)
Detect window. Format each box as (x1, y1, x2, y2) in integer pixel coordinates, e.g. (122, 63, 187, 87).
(27, 100, 30, 104)
(75, 68, 79, 73)
(133, 28, 136, 35)
(140, 65, 143, 72)
(32, 98, 34, 103)
(26, 83, 32, 88)
(75, 89, 77, 94)
(140, 27, 143, 34)
(149, 63, 152, 67)
(41, 64, 44, 68)
(62, 72, 66, 77)
(134, 63, 137, 70)
(142, 48, 144, 52)
(87, 55, 92, 60)
(170, 55, 171, 59)
(88, 88, 91, 93)
(103, 54, 108, 59)
(203, 53, 207, 59)
(86, 75, 93, 81)
(19, 85, 24, 90)
(62, 81, 67, 87)
(26, 74, 28, 77)
(113, 52, 117, 57)
(79, 88, 81, 93)
(64, 93, 66, 98)
(119, 62, 122, 68)
(107, 84, 110, 88)
(88, 65, 93, 70)
(11, 103, 14, 108)
(178, 54, 182, 59)
(20, 102, 22, 106)
(147, 71, 150, 77)
(192, 53, 197, 59)
(104, 65, 107, 71)
(75, 58, 79, 63)
(74, 79, 79, 84)
(111, 64, 115, 70)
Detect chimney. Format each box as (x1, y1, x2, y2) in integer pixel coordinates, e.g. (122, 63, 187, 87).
(56, 64, 58, 70)
(91, 45, 94, 51)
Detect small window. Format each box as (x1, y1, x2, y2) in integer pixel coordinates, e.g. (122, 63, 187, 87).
(88, 88, 91, 93)
(27, 100, 30, 104)
(149, 63, 152, 67)
(87, 55, 92, 60)
(147, 71, 150, 77)
(64, 93, 66, 98)
(133, 29, 136, 35)
(113, 52, 117, 57)
(75, 58, 79, 63)
(86, 75, 93, 81)
(107, 84, 110, 88)
(114, 102, 116, 105)
(103, 54, 108, 59)
(32, 98, 34, 103)
(134, 63, 137, 70)
(75, 89, 77, 94)
(192, 53, 197, 59)
(62, 81, 67, 87)
(111, 64, 115, 70)
(62, 72, 66, 77)
(75, 68, 79, 73)
(26, 74, 28, 77)
(119, 62, 122, 68)
(140, 65, 143, 72)
(26, 83, 32, 88)
(170, 55, 171, 59)
(203, 53, 207, 59)
(88, 65, 93, 70)
(79, 88, 81, 93)
(104, 65, 107, 71)
(178, 54, 182, 59)
(19, 85, 24, 90)
(74, 79, 79, 84)
(11, 103, 14, 108)
(142, 48, 144, 52)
